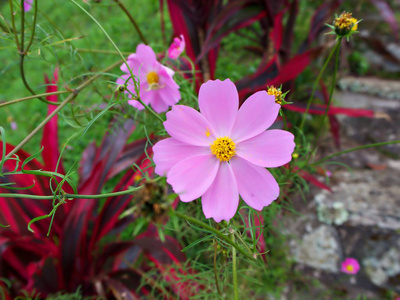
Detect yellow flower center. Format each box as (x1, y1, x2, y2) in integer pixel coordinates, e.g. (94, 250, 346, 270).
(346, 265, 354, 272)
(350, 17, 358, 31)
(147, 71, 159, 85)
(267, 86, 283, 104)
(210, 137, 236, 162)
(334, 12, 358, 31)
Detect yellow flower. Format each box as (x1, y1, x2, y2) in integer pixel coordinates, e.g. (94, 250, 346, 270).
(267, 86, 283, 105)
(333, 12, 359, 37)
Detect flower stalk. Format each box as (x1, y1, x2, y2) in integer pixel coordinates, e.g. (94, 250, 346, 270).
(231, 230, 239, 300)
(299, 39, 342, 131)
(313, 37, 342, 146)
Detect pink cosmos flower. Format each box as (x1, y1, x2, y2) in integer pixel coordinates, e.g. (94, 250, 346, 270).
(11, 122, 17, 131)
(24, 0, 33, 11)
(153, 79, 295, 222)
(117, 44, 180, 113)
(341, 258, 360, 274)
(168, 35, 185, 60)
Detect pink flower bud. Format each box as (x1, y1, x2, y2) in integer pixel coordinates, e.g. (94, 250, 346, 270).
(168, 35, 185, 60)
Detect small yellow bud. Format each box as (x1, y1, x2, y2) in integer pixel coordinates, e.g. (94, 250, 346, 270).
(267, 86, 283, 104)
(333, 12, 358, 37)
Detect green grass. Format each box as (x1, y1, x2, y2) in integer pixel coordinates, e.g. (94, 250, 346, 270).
(0, 0, 169, 177)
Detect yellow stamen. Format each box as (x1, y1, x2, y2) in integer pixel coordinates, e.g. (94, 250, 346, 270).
(147, 71, 159, 85)
(210, 137, 236, 162)
(205, 128, 211, 137)
(346, 265, 354, 272)
(267, 85, 283, 104)
(334, 12, 358, 31)
(350, 17, 358, 31)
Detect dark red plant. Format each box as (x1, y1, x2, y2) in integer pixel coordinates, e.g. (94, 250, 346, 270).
(165, 0, 341, 97)
(0, 72, 193, 299)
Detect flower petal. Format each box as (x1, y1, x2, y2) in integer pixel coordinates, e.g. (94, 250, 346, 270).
(198, 79, 238, 136)
(120, 53, 137, 73)
(140, 89, 169, 113)
(164, 105, 216, 146)
(153, 138, 210, 176)
(136, 44, 157, 65)
(161, 64, 176, 78)
(127, 99, 145, 110)
(167, 155, 220, 202)
(158, 85, 180, 106)
(230, 157, 279, 210)
(236, 130, 295, 167)
(231, 91, 280, 143)
(202, 163, 239, 222)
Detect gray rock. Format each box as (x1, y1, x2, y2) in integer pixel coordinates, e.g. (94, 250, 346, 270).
(314, 170, 400, 230)
(291, 225, 342, 273)
(363, 239, 400, 288)
(338, 78, 400, 100)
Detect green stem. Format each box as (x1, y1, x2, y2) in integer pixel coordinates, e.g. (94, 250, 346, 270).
(113, 0, 148, 44)
(20, 54, 57, 105)
(213, 239, 222, 297)
(64, 188, 141, 199)
(0, 186, 142, 200)
(18, 0, 56, 104)
(312, 140, 400, 165)
(171, 210, 257, 262)
(24, 0, 38, 52)
(20, 0, 25, 52)
(0, 90, 70, 108)
(231, 231, 239, 300)
(125, 88, 165, 124)
(299, 39, 342, 131)
(75, 48, 131, 55)
(0, 17, 11, 33)
(5, 59, 123, 159)
(314, 40, 341, 146)
(8, 0, 20, 49)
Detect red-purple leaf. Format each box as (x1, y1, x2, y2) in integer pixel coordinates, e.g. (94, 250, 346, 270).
(270, 10, 284, 53)
(0, 144, 63, 236)
(41, 69, 64, 174)
(320, 80, 341, 148)
(305, 0, 341, 47)
(280, 0, 298, 63)
(199, 3, 267, 61)
(106, 277, 140, 300)
(298, 169, 332, 192)
(283, 103, 375, 117)
(107, 138, 152, 179)
(267, 47, 322, 87)
(166, 0, 221, 81)
(237, 56, 279, 100)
